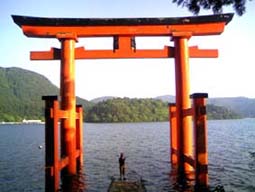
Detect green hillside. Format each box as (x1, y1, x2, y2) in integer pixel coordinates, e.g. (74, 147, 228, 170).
(86, 98, 168, 122)
(207, 104, 241, 119)
(0, 67, 90, 122)
(85, 98, 241, 122)
(157, 95, 253, 118)
(208, 97, 255, 118)
(0, 67, 242, 122)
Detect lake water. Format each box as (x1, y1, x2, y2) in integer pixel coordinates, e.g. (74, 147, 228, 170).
(0, 119, 255, 191)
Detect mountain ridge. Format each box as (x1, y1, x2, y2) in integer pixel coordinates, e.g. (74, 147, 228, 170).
(0, 67, 249, 122)
(90, 95, 254, 118)
(0, 67, 91, 121)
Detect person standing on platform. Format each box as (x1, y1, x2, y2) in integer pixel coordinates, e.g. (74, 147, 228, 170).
(119, 153, 126, 180)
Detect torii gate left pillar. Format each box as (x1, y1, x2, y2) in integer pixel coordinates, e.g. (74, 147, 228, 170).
(59, 35, 77, 175)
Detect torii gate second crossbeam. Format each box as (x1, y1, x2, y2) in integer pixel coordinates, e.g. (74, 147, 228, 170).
(12, 13, 233, 192)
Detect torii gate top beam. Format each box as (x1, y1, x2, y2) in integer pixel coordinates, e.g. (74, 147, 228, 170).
(12, 14, 233, 38)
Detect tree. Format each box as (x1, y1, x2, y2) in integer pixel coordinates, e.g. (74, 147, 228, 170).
(172, 0, 251, 16)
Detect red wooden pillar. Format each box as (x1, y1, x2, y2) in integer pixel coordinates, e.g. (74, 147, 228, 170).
(173, 34, 194, 178)
(169, 103, 178, 166)
(191, 93, 209, 188)
(42, 96, 60, 192)
(76, 105, 84, 169)
(59, 36, 77, 175)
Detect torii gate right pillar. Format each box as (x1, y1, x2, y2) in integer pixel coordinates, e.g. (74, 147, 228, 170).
(173, 33, 193, 179)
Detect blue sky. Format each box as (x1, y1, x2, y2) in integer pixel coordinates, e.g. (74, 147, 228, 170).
(1, 0, 255, 100)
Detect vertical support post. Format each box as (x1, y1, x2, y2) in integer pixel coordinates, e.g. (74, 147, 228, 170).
(191, 93, 209, 188)
(173, 34, 194, 178)
(42, 96, 60, 192)
(76, 105, 84, 169)
(169, 103, 178, 166)
(59, 37, 77, 175)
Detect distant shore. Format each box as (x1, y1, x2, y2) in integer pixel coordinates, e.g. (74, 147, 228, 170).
(0, 121, 44, 125)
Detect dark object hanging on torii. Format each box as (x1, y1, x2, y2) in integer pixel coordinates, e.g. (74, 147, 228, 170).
(12, 13, 233, 192)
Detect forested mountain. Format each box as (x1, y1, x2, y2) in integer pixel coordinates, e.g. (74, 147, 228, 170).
(85, 98, 168, 122)
(208, 97, 255, 118)
(90, 96, 116, 103)
(207, 104, 241, 120)
(156, 95, 255, 118)
(85, 98, 241, 122)
(0, 67, 90, 122)
(0, 67, 245, 122)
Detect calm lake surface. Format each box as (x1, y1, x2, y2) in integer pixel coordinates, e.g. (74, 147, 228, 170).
(0, 119, 255, 191)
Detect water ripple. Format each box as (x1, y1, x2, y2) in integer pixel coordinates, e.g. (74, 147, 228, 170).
(1, 120, 255, 191)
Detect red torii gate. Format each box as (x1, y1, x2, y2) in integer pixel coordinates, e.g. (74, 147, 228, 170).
(12, 13, 233, 191)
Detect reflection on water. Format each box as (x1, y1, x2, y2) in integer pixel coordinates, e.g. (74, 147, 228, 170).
(60, 168, 87, 192)
(0, 120, 255, 191)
